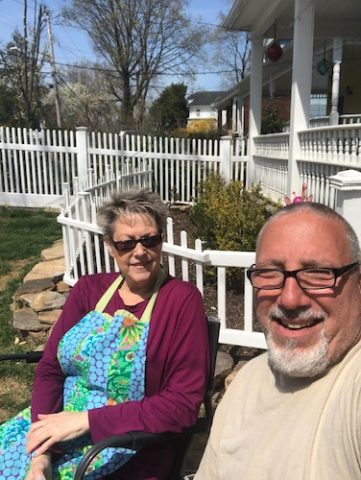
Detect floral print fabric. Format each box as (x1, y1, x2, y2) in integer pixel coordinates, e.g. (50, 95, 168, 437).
(0, 277, 156, 479)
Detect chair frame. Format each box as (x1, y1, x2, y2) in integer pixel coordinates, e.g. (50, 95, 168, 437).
(0, 316, 220, 480)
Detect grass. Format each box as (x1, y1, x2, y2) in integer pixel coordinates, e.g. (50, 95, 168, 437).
(0, 206, 62, 421)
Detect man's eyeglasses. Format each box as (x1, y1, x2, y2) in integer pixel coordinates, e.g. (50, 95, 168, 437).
(112, 233, 162, 253)
(246, 262, 360, 290)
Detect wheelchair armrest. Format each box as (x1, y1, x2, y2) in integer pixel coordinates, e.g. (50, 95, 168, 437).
(0, 351, 43, 363)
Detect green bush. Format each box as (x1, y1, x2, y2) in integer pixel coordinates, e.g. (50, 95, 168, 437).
(189, 174, 280, 287)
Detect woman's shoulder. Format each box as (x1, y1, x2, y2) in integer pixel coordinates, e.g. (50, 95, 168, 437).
(73, 272, 120, 293)
(162, 275, 202, 297)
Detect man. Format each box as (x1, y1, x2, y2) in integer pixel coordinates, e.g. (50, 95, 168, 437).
(195, 202, 361, 479)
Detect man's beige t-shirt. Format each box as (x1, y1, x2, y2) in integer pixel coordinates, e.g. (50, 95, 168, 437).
(195, 341, 361, 479)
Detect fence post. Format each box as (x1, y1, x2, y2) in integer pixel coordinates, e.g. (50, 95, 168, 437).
(220, 136, 232, 183)
(76, 127, 89, 187)
(329, 169, 361, 244)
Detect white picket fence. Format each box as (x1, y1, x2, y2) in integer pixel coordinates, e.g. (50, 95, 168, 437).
(0, 126, 248, 208)
(58, 177, 265, 349)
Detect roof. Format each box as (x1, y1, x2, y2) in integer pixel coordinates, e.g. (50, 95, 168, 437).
(187, 91, 226, 106)
(224, 0, 361, 38)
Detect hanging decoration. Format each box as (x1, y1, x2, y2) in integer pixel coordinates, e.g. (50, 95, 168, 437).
(265, 21, 283, 62)
(316, 42, 331, 75)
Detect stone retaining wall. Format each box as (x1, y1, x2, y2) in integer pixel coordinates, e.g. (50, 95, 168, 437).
(12, 240, 70, 347)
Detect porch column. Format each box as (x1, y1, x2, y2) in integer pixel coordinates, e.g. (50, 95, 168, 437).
(232, 97, 237, 133)
(329, 169, 361, 244)
(232, 96, 243, 135)
(288, 0, 315, 196)
(248, 34, 263, 187)
(329, 38, 343, 126)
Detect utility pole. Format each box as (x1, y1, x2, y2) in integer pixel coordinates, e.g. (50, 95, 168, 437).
(45, 7, 62, 128)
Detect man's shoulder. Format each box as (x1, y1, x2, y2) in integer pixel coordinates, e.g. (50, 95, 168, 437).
(231, 351, 270, 385)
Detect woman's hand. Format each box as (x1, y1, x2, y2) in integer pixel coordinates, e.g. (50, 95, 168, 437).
(26, 411, 89, 457)
(25, 453, 52, 480)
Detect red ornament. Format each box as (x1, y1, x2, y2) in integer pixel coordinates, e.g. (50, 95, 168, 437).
(266, 42, 283, 62)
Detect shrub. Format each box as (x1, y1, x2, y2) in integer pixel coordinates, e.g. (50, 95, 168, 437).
(189, 174, 280, 287)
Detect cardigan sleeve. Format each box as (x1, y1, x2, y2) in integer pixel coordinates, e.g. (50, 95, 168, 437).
(87, 281, 210, 442)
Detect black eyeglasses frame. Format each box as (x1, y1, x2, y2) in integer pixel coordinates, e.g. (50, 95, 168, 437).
(246, 261, 360, 290)
(112, 233, 163, 253)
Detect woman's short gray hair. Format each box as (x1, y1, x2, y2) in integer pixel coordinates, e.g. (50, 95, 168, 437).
(97, 189, 168, 241)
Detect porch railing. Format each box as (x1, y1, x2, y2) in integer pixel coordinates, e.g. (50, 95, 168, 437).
(252, 123, 361, 204)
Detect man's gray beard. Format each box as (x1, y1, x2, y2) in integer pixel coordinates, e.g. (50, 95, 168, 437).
(264, 308, 329, 378)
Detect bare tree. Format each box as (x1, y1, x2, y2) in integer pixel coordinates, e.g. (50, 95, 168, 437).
(44, 63, 122, 131)
(210, 14, 251, 88)
(63, 0, 206, 130)
(0, 1, 48, 127)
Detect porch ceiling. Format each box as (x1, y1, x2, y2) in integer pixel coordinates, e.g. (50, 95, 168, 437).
(225, 0, 361, 39)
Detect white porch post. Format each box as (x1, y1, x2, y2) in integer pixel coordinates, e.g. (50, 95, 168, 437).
(232, 96, 243, 135)
(232, 97, 237, 133)
(288, 0, 315, 196)
(76, 126, 90, 187)
(329, 38, 343, 126)
(220, 136, 232, 183)
(329, 169, 361, 244)
(248, 34, 263, 188)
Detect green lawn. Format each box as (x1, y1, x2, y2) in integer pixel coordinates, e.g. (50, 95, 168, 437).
(0, 206, 62, 421)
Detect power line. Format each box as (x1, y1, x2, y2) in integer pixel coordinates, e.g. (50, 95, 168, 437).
(51, 60, 235, 76)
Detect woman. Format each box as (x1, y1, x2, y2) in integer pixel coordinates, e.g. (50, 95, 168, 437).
(0, 189, 209, 479)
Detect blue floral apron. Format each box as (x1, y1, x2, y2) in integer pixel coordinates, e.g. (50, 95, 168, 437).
(0, 271, 165, 479)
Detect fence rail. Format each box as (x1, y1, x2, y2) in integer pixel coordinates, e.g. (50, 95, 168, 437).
(0, 127, 248, 208)
(58, 177, 265, 349)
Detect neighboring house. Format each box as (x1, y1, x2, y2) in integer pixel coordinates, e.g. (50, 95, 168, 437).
(187, 91, 226, 131)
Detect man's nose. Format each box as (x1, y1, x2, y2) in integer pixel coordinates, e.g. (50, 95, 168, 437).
(277, 276, 311, 310)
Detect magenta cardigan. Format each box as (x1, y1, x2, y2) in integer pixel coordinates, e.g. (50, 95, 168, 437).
(31, 273, 209, 479)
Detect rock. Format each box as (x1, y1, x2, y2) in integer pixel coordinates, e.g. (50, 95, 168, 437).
(13, 308, 48, 332)
(23, 258, 65, 283)
(56, 280, 71, 293)
(38, 309, 63, 325)
(14, 278, 54, 298)
(214, 351, 234, 389)
(32, 291, 66, 312)
(41, 241, 64, 261)
(28, 331, 49, 344)
(15, 293, 38, 309)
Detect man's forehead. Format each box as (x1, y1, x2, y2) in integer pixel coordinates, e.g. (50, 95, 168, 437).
(257, 211, 350, 260)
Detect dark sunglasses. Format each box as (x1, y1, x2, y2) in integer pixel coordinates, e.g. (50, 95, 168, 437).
(112, 233, 162, 253)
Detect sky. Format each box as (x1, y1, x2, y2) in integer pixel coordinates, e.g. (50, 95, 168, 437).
(0, 0, 233, 93)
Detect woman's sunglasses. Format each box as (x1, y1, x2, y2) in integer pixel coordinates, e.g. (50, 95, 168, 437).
(112, 233, 162, 253)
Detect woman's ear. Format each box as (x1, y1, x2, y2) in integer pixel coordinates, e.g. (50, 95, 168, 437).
(105, 239, 115, 258)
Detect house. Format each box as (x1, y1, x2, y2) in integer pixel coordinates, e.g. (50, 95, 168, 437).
(216, 0, 361, 202)
(187, 91, 226, 132)
(214, 38, 361, 137)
